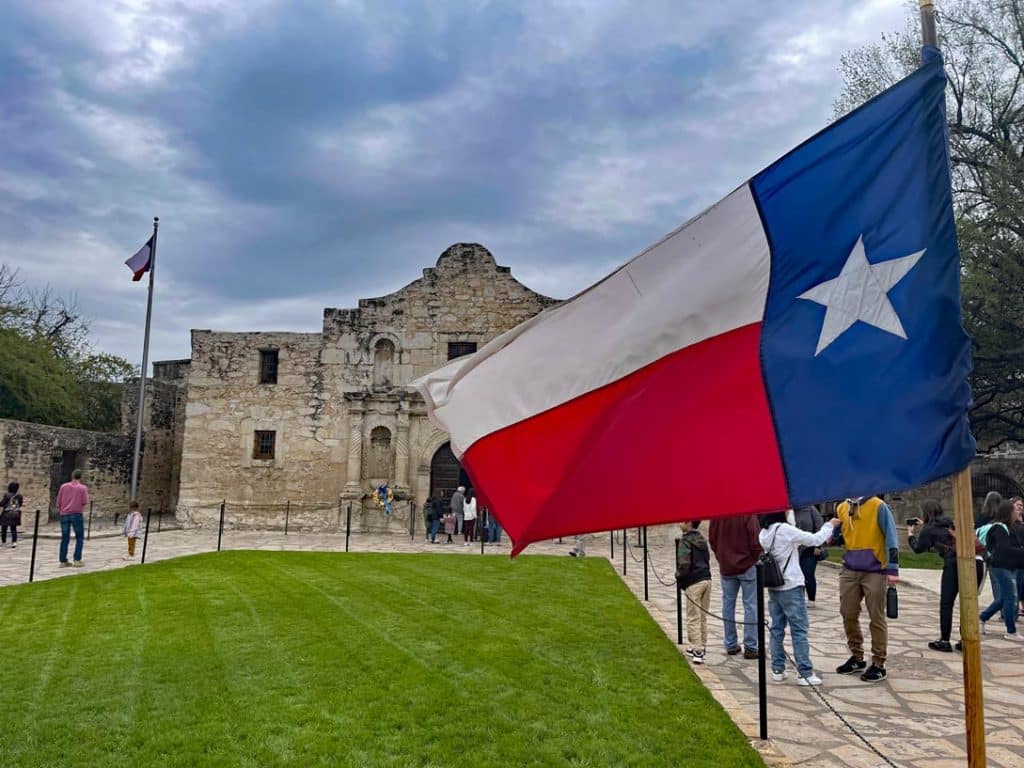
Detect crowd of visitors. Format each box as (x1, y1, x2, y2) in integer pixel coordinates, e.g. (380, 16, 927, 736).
(422, 486, 502, 546)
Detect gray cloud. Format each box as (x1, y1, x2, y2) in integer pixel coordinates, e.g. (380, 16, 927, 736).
(0, 0, 907, 366)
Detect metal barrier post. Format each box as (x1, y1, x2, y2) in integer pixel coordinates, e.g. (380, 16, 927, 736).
(141, 508, 152, 564)
(622, 528, 627, 575)
(642, 526, 649, 601)
(480, 509, 485, 555)
(345, 503, 352, 552)
(409, 500, 415, 540)
(217, 500, 225, 552)
(756, 561, 768, 740)
(87, 500, 93, 540)
(284, 500, 290, 536)
(676, 579, 683, 645)
(157, 508, 163, 533)
(28, 510, 40, 583)
(610, 530, 615, 559)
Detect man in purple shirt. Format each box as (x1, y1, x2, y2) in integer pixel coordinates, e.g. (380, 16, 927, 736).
(55, 469, 89, 567)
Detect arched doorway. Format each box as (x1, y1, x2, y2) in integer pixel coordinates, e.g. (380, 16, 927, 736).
(429, 442, 471, 504)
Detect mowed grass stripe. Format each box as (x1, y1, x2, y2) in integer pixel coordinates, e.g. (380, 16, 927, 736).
(0, 551, 763, 768)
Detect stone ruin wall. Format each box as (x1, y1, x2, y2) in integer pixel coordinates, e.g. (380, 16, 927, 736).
(0, 418, 133, 522)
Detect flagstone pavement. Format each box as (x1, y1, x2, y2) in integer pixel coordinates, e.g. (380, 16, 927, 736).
(0, 522, 1021, 767)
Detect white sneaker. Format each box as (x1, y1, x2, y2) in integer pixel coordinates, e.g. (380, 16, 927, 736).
(771, 671, 787, 682)
(691, 650, 706, 665)
(1003, 633, 1024, 643)
(797, 674, 823, 686)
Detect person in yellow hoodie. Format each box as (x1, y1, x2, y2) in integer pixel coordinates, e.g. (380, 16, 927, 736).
(831, 495, 899, 683)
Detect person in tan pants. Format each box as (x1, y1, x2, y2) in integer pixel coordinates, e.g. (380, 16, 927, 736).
(677, 521, 712, 665)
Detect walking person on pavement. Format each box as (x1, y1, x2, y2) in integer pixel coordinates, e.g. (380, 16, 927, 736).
(708, 513, 761, 658)
(978, 500, 1024, 642)
(759, 511, 840, 686)
(908, 499, 984, 652)
(56, 469, 89, 567)
(568, 533, 587, 557)
(793, 504, 825, 607)
(832, 495, 899, 682)
(677, 521, 712, 665)
(451, 486, 465, 536)
(0, 481, 24, 548)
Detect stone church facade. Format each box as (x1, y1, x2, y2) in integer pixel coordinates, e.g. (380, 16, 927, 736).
(170, 243, 558, 524)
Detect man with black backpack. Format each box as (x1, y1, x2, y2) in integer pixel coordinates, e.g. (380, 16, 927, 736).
(677, 521, 712, 665)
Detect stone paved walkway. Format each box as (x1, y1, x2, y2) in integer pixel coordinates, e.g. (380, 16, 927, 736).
(0, 523, 1020, 767)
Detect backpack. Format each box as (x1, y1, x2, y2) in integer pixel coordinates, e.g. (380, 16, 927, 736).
(976, 522, 1007, 559)
(675, 537, 693, 582)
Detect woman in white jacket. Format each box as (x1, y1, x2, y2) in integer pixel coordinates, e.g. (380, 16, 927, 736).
(758, 510, 840, 686)
(462, 491, 478, 545)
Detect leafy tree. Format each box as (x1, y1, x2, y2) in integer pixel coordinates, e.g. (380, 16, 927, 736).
(0, 265, 136, 432)
(836, 0, 1024, 450)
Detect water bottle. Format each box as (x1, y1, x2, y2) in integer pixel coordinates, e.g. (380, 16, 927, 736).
(886, 586, 898, 619)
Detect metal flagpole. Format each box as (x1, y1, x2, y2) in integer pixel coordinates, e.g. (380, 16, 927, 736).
(917, 2, 984, 765)
(129, 217, 159, 502)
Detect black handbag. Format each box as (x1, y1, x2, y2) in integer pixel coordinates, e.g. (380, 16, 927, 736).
(758, 525, 790, 588)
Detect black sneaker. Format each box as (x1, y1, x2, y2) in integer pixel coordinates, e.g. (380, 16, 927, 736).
(860, 664, 887, 683)
(836, 656, 867, 675)
(928, 640, 953, 653)
(955, 641, 963, 652)
(743, 648, 759, 659)
(725, 646, 741, 656)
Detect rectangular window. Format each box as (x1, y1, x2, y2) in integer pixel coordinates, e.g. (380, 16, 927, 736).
(253, 430, 276, 460)
(259, 350, 278, 384)
(447, 341, 477, 360)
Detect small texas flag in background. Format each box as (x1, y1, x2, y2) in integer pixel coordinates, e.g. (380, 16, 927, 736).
(125, 236, 153, 281)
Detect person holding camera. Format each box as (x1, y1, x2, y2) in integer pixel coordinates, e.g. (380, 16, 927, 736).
(908, 499, 983, 653)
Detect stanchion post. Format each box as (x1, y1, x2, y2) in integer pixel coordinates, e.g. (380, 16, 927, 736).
(675, 578, 683, 645)
(28, 509, 40, 584)
(642, 526, 649, 601)
(610, 530, 615, 559)
(756, 561, 768, 740)
(622, 528, 627, 575)
(141, 508, 152, 564)
(87, 500, 93, 540)
(157, 508, 163, 533)
(285, 500, 290, 536)
(409, 500, 415, 540)
(217, 500, 225, 552)
(480, 509, 485, 555)
(345, 503, 352, 553)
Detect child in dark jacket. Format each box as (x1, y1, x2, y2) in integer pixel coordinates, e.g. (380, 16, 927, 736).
(677, 521, 712, 665)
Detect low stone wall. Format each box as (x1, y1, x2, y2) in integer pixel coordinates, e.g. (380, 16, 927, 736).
(0, 418, 133, 520)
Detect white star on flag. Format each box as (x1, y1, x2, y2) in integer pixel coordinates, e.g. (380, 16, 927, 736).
(798, 235, 925, 356)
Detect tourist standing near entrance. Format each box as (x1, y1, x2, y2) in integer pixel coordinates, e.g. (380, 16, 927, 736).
(833, 495, 899, 682)
(793, 505, 824, 606)
(908, 499, 984, 652)
(0, 481, 24, 548)
(451, 486, 465, 535)
(708, 514, 761, 658)
(122, 502, 142, 560)
(56, 469, 89, 567)
(677, 521, 712, 665)
(758, 511, 840, 686)
(463, 491, 477, 545)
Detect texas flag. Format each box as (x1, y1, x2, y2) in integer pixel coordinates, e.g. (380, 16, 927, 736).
(125, 236, 154, 281)
(414, 50, 975, 555)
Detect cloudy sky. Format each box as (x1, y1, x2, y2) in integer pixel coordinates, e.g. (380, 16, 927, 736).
(0, 0, 910, 367)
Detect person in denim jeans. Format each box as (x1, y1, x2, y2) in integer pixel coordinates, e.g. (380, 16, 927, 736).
(979, 501, 1024, 642)
(709, 514, 762, 657)
(759, 511, 841, 685)
(55, 469, 89, 567)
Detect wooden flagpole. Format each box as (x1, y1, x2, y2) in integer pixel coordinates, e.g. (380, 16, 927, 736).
(919, 2, 986, 765)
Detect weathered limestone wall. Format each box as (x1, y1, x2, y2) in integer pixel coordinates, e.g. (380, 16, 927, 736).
(889, 454, 1024, 524)
(0, 418, 132, 520)
(174, 243, 557, 526)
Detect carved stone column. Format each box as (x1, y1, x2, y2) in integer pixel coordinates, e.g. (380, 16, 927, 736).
(342, 401, 365, 499)
(394, 404, 410, 493)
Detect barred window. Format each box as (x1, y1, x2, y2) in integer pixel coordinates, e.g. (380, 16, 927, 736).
(447, 341, 477, 360)
(253, 430, 276, 460)
(259, 350, 278, 384)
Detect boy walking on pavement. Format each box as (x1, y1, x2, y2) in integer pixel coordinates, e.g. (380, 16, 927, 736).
(833, 495, 899, 682)
(123, 502, 143, 560)
(677, 521, 712, 665)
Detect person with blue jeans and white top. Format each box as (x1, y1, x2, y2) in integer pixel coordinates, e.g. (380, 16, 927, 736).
(758, 510, 841, 685)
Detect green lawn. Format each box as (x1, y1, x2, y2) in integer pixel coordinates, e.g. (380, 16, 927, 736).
(0, 552, 762, 768)
(825, 548, 944, 569)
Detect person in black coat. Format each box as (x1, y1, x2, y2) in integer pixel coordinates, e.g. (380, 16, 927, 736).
(979, 501, 1024, 641)
(793, 505, 824, 606)
(908, 499, 983, 652)
(0, 481, 23, 548)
